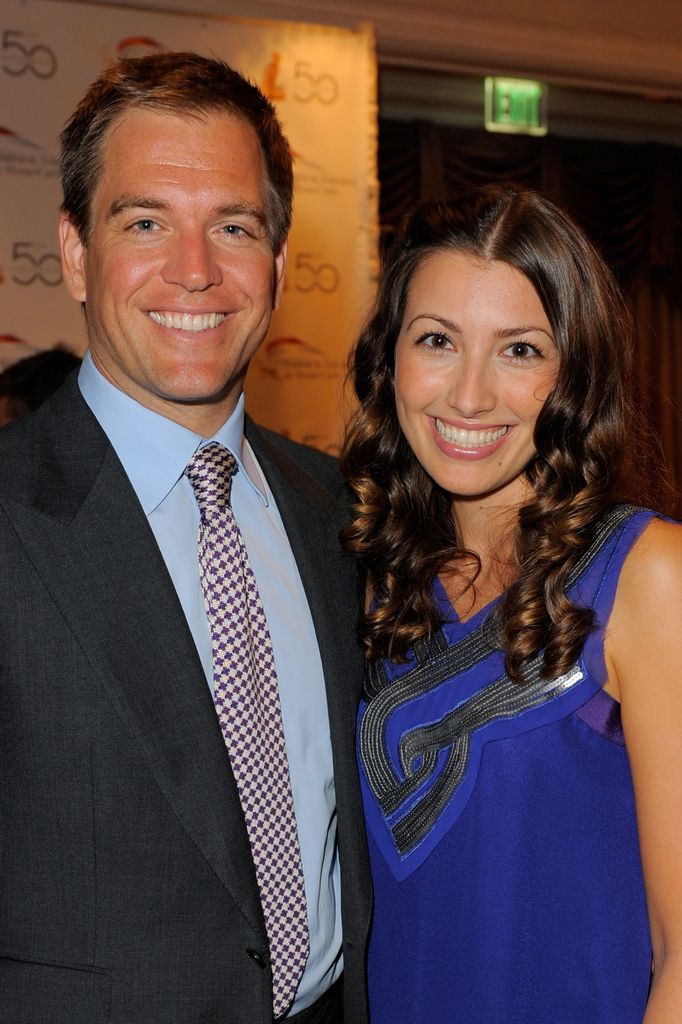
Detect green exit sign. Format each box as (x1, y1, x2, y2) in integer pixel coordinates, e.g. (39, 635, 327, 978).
(485, 77, 548, 136)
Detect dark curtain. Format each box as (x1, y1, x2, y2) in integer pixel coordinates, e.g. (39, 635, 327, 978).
(379, 120, 682, 516)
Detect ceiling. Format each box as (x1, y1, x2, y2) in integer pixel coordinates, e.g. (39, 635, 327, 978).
(74, 0, 682, 145)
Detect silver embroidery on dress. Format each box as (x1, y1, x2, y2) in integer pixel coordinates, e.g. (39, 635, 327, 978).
(360, 505, 638, 857)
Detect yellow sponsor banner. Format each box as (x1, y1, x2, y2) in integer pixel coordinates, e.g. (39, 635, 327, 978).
(0, 0, 378, 448)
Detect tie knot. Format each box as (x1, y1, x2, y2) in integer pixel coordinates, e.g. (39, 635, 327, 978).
(185, 442, 237, 515)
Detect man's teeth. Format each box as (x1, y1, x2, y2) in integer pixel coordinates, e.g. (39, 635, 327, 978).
(435, 419, 508, 446)
(149, 311, 226, 332)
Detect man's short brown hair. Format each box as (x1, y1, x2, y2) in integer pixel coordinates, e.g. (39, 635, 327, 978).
(59, 51, 293, 252)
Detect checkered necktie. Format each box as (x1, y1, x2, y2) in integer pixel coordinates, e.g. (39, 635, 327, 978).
(185, 442, 310, 1018)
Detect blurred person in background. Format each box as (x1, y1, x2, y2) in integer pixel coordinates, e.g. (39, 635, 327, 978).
(0, 344, 81, 425)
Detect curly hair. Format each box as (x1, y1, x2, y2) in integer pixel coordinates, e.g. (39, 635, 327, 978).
(341, 185, 645, 684)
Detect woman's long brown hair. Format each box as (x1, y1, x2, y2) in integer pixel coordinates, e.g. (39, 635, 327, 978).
(341, 186, 652, 684)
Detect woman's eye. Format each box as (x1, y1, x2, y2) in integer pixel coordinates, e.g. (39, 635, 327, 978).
(419, 332, 452, 350)
(507, 341, 540, 360)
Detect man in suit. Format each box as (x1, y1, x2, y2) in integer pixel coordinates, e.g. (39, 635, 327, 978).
(0, 52, 370, 1024)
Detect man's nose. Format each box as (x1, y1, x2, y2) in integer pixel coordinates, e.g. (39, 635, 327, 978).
(161, 230, 223, 291)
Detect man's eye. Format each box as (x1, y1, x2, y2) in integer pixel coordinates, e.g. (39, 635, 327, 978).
(130, 219, 157, 233)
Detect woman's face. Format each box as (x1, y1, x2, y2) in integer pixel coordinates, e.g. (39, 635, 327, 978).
(393, 250, 560, 510)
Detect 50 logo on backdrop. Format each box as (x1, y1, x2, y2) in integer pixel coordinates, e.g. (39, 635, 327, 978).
(1, 30, 57, 78)
(11, 242, 61, 287)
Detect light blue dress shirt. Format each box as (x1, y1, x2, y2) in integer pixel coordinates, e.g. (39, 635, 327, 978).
(78, 352, 342, 1013)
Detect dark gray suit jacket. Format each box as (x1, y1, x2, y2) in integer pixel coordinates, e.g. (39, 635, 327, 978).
(0, 377, 371, 1024)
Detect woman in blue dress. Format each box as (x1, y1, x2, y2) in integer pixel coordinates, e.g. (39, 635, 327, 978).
(341, 185, 682, 1023)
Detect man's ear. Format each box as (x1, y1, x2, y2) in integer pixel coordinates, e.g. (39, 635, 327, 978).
(59, 214, 87, 302)
(273, 239, 288, 311)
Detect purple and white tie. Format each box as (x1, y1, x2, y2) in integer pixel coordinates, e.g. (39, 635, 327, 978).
(185, 443, 309, 1018)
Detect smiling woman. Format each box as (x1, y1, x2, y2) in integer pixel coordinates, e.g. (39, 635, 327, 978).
(343, 187, 633, 674)
(393, 251, 559, 514)
(342, 185, 682, 1024)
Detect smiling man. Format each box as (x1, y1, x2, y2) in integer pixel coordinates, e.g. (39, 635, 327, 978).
(0, 53, 369, 1024)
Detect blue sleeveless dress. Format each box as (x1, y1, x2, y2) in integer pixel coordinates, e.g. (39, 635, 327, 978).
(358, 506, 655, 1024)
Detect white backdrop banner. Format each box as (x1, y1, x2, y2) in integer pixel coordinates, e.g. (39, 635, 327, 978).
(0, 0, 378, 450)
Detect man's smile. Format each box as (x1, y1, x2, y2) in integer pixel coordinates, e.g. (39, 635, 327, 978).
(148, 310, 227, 332)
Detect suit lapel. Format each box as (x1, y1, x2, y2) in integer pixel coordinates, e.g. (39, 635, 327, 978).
(8, 383, 265, 942)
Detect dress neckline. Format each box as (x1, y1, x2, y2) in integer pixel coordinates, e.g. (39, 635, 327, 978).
(433, 573, 501, 636)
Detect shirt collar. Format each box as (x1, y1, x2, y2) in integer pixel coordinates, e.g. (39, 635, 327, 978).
(77, 351, 268, 514)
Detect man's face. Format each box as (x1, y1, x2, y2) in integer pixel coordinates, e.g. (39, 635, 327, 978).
(60, 107, 286, 435)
